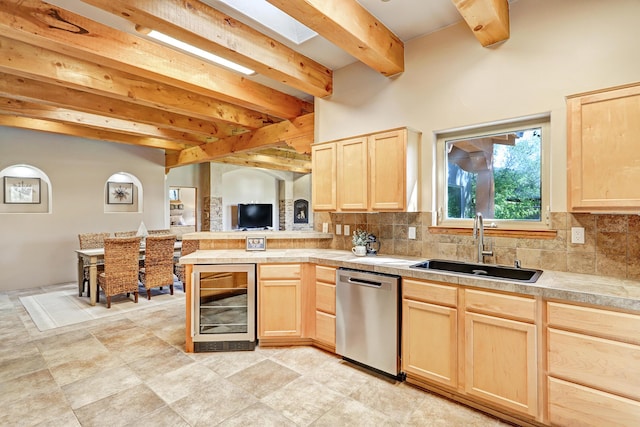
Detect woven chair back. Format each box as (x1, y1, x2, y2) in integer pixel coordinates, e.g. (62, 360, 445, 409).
(78, 232, 111, 249)
(174, 239, 199, 284)
(181, 239, 199, 256)
(102, 236, 141, 295)
(148, 229, 172, 235)
(142, 234, 177, 290)
(114, 231, 137, 237)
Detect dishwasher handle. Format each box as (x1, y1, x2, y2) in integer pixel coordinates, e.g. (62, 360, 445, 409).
(345, 277, 383, 288)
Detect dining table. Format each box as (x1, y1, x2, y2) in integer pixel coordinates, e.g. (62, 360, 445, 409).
(75, 241, 182, 306)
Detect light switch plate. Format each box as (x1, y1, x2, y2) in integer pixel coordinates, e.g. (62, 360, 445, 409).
(408, 226, 416, 240)
(322, 222, 328, 233)
(571, 227, 585, 244)
(336, 224, 342, 235)
(344, 225, 350, 236)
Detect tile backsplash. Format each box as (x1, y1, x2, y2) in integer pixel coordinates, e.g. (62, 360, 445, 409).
(314, 211, 640, 280)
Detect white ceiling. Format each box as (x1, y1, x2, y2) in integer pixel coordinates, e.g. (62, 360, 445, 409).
(202, 0, 465, 70)
(49, 0, 465, 68)
(45, 0, 466, 99)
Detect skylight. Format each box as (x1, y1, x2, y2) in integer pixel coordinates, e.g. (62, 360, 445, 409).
(216, 0, 317, 45)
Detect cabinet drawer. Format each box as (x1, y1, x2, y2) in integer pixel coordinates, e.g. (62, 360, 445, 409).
(316, 282, 335, 314)
(549, 377, 640, 427)
(547, 301, 640, 345)
(548, 328, 640, 400)
(315, 311, 335, 346)
(259, 264, 301, 280)
(464, 289, 535, 322)
(403, 278, 457, 307)
(316, 265, 336, 284)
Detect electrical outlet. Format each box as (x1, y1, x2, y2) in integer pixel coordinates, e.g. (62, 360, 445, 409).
(344, 225, 350, 236)
(335, 224, 342, 235)
(408, 226, 416, 240)
(571, 227, 585, 244)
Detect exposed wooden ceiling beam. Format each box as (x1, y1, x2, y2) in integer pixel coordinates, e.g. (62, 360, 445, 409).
(258, 147, 312, 162)
(166, 113, 314, 169)
(0, 0, 313, 119)
(0, 72, 228, 142)
(0, 115, 187, 151)
(0, 36, 267, 131)
(81, 0, 333, 98)
(214, 152, 311, 174)
(452, 0, 510, 47)
(0, 97, 207, 145)
(267, 0, 404, 77)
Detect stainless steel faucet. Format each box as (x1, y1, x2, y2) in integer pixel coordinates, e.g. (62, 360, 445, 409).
(473, 213, 493, 263)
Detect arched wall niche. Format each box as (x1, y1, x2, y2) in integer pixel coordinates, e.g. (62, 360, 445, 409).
(104, 172, 143, 213)
(0, 164, 51, 214)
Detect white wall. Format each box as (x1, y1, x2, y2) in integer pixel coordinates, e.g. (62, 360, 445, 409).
(316, 0, 640, 213)
(0, 127, 166, 290)
(221, 167, 279, 230)
(167, 164, 203, 231)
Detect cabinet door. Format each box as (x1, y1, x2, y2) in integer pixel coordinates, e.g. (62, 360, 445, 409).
(402, 299, 457, 388)
(369, 129, 406, 210)
(548, 377, 640, 427)
(567, 84, 640, 211)
(316, 281, 335, 314)
(315, 311, 335, 347)
(465, 312, 537, 416)
(548, 328, 640, 401)
(258, 279, 301, 337)
(311, 143, 337, 211)
(337, 137, 368, 210)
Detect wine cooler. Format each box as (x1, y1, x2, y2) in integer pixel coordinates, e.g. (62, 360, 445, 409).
(191, 264, 256, 352)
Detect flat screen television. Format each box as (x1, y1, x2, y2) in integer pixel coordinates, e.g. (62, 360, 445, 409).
(237, 203, 273, 229)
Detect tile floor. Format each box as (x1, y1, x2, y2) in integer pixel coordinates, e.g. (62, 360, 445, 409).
(1, 283, 512, 426)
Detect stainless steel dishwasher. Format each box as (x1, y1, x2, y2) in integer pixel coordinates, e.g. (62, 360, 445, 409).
(336, 267, 401, 378)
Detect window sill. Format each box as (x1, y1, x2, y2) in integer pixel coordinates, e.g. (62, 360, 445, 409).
(428, 226, 557, 240)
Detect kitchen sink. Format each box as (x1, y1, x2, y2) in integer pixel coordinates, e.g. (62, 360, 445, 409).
(410, 259, 542, 283)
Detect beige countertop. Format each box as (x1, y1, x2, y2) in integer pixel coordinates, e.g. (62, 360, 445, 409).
(179, 249, 640, 312)
(182, 231, 333, 240)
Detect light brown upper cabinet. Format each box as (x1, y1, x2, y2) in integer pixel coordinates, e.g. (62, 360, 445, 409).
(312, 127, 421, 212)
(567, 83, 640, 212)
(311, 143, 337, 211)
(337, 136, 369, 210)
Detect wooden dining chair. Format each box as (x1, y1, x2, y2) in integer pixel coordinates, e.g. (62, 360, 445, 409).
(78, 232, 111, 297)
(97, 236, 141, 308)
(174, 239, 199, 291)
(139, 234, 177, 299)
(148, 229, 171, 235)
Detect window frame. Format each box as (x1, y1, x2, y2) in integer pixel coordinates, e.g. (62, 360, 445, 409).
(435, 115, 551, 231)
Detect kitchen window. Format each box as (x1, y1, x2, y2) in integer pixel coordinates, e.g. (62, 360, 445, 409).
(436, 116, 550, 230)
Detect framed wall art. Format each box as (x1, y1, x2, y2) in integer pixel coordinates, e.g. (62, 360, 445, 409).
(107, 181, 134, 204)
(246, 236, 266, 251)
(3, 176, 41, 204)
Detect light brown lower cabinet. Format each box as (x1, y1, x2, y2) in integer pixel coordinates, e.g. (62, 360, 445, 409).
(464, 312, 537, 417)
(314, 265, 336, 350)
(464, 290, 538, 418)
(546, 301, 640, 426)
(255, 265, 640, 426)
(258, 263, 302, 338)
(402, 279, 458, 388)
(402, 279, 540, 423)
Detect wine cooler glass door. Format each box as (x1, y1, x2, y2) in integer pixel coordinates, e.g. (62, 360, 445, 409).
(193, 264, 255, 343)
